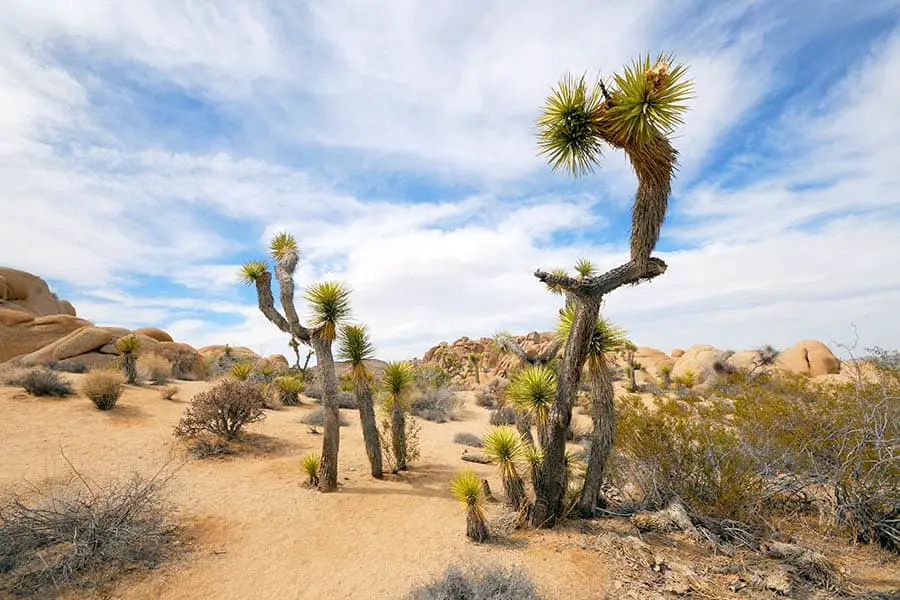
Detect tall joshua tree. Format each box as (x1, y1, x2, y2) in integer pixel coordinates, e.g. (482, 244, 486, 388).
(530, 53, 693, 527)
(338, 324, 383, 479)
(467, 353, 482, 384)
(382, 361, 414, 472)
(557, 305, 627, 516)
(240, 232, 350, 492)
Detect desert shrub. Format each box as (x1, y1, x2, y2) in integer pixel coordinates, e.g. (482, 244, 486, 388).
(274, 375, 304, 406)
(337, 390, 357, 409)
(45, 359, 88, 374)
(0, 363, 32, 386)
(137, 352, 172, 385)
(20, 369, 73, 397)
(475, 377, 510, 409)
(81, 370, 126, 410)
(0, 469, 176, 597)
(159, 346, 206, 380)
(406, 564, 543, 600)
(453, 432, 483, 448)
(174, 379, 266, 441)
(672, 369, 696, 390)
(412, 364, 452, 390)
(301, 408, 349, 428)
(339, 372, 354, 392)
(303, 382, 323, 400)
(410, 387, 462, 423)
(159, 384, 178, 401)
(231, 362, 253, 381)
(379, 415, 421, 471)
(489, 406, 517, 426)
(301, 454, 320, 488)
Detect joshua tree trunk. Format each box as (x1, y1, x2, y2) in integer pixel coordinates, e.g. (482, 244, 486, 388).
(577, 364, 615, 517)
(504, 473, 528, 511)
(467, 511, 489, 542)
(628, 366, 637, 393)
(473, 362, 480, 384)
(313, 337, 340, 492)
(121, 353, 137, 384)
(354, 377, 383, 479)
(516, 409, 535, 446)
(391, 399, 407, 472)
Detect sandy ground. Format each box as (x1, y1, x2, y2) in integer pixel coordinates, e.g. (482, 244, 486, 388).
(0, 378, 610, 600)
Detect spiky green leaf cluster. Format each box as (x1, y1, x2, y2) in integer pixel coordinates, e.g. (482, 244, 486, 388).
(537, 73, 606, 176)
(238, 260, 269, 285)
(574, 258, 596, 278)
(544, 267, 570, 296)
(481, 426, 526, 479)
(450, 468, 486, 512)
(301, 453, 320, 484)
(382, 361, 414, 409)
(231, 362, 253, 381)
(338, 324, 375, 366)
(269, 231, 298, 263)
(507, 364, 556, 425)
(305, 281, 352, 341)
(557, 305, 627, 365)
(524, 443, 544, 468)
(275, 375, 304, 393)
(115, 334, 141, 354)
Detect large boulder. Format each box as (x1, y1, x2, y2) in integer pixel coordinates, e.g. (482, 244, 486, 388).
(0, 309, 91, 362)
(0, 267, 76, 316)
(776, 340, 840, 377)
(134, 327, 174, 343)
(671, 344, 727, 386)
(18, 326, 113, 364)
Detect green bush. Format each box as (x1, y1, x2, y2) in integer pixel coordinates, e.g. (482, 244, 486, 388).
(410, 387, 462, 423)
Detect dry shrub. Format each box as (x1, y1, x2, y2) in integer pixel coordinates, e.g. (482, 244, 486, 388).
(475, 377, 510, 409)
(406, 564, 543, 600)
(80, 371, 125, 410)
(0, 364, 31, 386)
(300, 408, 349, 428)
(159, 346, 207, 381)
(410, 387, 462, 423)
(20, 369, 73, 397)
(453, 432, 483, 448)
(378, 415, 421, 472)
(0, 466, 177, 597)
(489, 406, 517, 426)
(174, 379, 266, 442)
(159, 385, 178, 401)
(137, 352, 172, 385)
(45, 359, 88, 374)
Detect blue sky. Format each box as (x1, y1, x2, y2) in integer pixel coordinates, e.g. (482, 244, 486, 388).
(2, 0, 899, 361)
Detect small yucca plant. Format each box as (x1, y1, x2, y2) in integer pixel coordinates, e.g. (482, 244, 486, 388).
(116, 335, 141, 384)
(524, 443, 544, 489)
(507, 365, 556, 444)
(574, 257, 596, 278)
(274, 375, 304, 406)
(383, 361, 414, 472)
(231, 362, 253, 381)
(301, 453, 320, 488)
(160, 384, 178, 401)
(450, 468, 489, 542)
(482, 426, 528, 511)
(305, 281, 351, 341)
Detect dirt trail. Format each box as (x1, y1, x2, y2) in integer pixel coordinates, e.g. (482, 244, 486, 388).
(0, 382, 609, 599)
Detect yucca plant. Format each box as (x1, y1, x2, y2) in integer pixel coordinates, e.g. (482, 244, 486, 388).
(274, 375, 304, 406)
(305, 282, 351, 342)
(301, 453, 320, 488)
(338, 324, 383, 478)
(231, 362, 253, 381)
(382, 361, 414, 472)
(524, 443, 544, 490)
(507, 365, 556, 447)
(482, 426, 528, 511)
(450, 468, 489, 542)
(116, 335, 141, 384)
(467, 353, 482, 384)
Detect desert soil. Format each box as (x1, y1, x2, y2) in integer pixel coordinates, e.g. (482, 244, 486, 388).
(0, 378, 610, 600)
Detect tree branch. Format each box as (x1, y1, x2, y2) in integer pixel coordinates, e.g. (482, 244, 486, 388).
(535, 257, 667, 299)
(252, 271, 312, 342)
(535, 338, 563, 364)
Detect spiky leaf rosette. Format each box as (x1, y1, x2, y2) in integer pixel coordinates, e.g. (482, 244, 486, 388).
(524, 443, 544, 468)
(301, 453, 320, 487)
(305, 281, 351, 341)
(507, 364, 556, 426)
(574, 258, 596, 279)
(604, 53, 693, 148)
(338, 324, 375, 382)
(269, 231, 299, 267)
(537, 73, 606, 176)
(557, 305, 626, 372)
(544, 267, 570, 296)
(231, 362, 253, 381)
(275, 375, 304, 393)
(239, 260, 269, 285)
(450, 468, 486, 513)
(381, 361, 413, 410)
(116, 334, 141, 354)
(481, 426, 526, 480)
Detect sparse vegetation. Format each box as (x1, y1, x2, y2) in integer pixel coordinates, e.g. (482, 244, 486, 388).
(138, 352, 172, 385)
(449, 469, 489, 542)
(20, 369, 73, 397)
(406, 564, 543, 600)
(301, 454, 320, 488)
(410, 386, 462, 423)
(475, 377, 509, 409)
(45, 359, 88, 374)
(159, 384, 178, 401)
(489, 406, 517, 426)
(378, 415, 421, 473)
(453, 432, 483, 448)
(81, 371, 125, 410)
(174, 379, 266, 442)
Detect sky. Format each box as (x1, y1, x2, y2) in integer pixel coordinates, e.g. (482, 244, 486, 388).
(2, 0, 899, 362)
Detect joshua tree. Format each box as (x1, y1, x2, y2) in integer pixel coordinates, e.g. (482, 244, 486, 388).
(557, 305, 627, 516)
(507, 364, 556, 448)
(467, 353, 482, 384)
(482, 426, 528, 511)
(288, 337, 301, 369)
(623, 341, 640, 392)
(240, 232, 351, 492)
(116, 335, 141, 384)
(530, 53, 693, 527)
(450, 468, 489, 542)
(338, 324, 383, 479)
(545, 258, 596, 309)
(382, 361, 414, 472)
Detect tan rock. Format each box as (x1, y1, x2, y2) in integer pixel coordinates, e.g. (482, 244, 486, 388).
(671, 344, 727, 386)
(267, 354, 290, 370)
(727, 350, 763, 371)
(98, 343, 121, 355)
(671, 349, 685, 358)
(60, 352, 118, 371)
(52, 327, 114, 360)
(157, 342, 208, 380)
(776, 340, 840, 377)
(0, 310, 91, 362)
(101, 327, 133, 339)
(0, 267, 76, 316)
(134, 327, 174, 343)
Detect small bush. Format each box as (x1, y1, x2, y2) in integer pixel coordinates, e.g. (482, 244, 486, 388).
(489, 406, 517, 426)
(337, 390, 357, 409)
(301, 454, 320, 488)
(413, 364, 452, 390)
(0, 364, 31, 386)
(301, 408, 349, 428)
(231, 362, 253, 381)
(406, 565, 543, 600)
(0, 469, 176, 597)
(46, 359, 88, 374)
(410, 387, 462, 423)
(379, 415, 421, 472)
(138, 352, 173, 385)
(20, 369, 73, 397)
(81, 371, 126, 410)
(174, 379, 266, 441)
(274, 376, 304, 406)
(303, 383, 323, 400)
(453, 432, 483, 448)
(475, 377, 510, 409)
(160, 384, 178, 401)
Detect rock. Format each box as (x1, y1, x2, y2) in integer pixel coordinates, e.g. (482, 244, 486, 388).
(671, 348, 685, 358)
(726, 350, 763, 371)
(60, 352, 118, 371)
(671, 344, 728, 386)
(267, 354, 290, 370)
(52, 327, 114, 360)
(157, 342, 208, 381)
(0, 309, 91, 362)
(134, 327, 174, 343)
(0, 267, 76, 316)
(776, 340, 840, 377)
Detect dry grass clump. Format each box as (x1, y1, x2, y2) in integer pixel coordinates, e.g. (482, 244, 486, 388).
(159, 384, 178, 401)
(0, 363, 32, 386)
(137, 352, 172, 385)
(405, 564, 543, 600)
(45, 359, 88, 374)
(80, 371, 125, 410)
(174, 379, 266, 442)
(453, 432, 483, 448)
(0, 466, 177, 597)
(20, 369, 73, 397)
(300, 408, 349, 428)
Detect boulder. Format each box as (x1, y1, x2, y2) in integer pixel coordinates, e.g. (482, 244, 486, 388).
(0, 267, 76, 316)
(267, 354, 290, 370)
(726, 350, 763, 372)
(0, 309, 91, 362)
(59, 352, 118, 371)
(671, 344, 727, 386)
(776, 340, 840, 377)
(671, 349, 685, 358)
(52, 327, 114, 360)
(157, 342, 208, 380)
(134, 327, 174, 343)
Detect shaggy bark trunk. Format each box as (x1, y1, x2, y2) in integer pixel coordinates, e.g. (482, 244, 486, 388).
(504, 473, 528, 511)
(314, 337, 340, 492)
(302, 350, 313, 376)
(531, 296, 601, 528)
(473, 362, 480, 384)
(467, 510, 489, 542)
(577, 364, 615, 516)
(355, 378, 383, 479)
(628, 364, 637, 393)
(391, 399, 407, 472)
(122, 353, 138, 384)
(537, 421, 550, 449)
